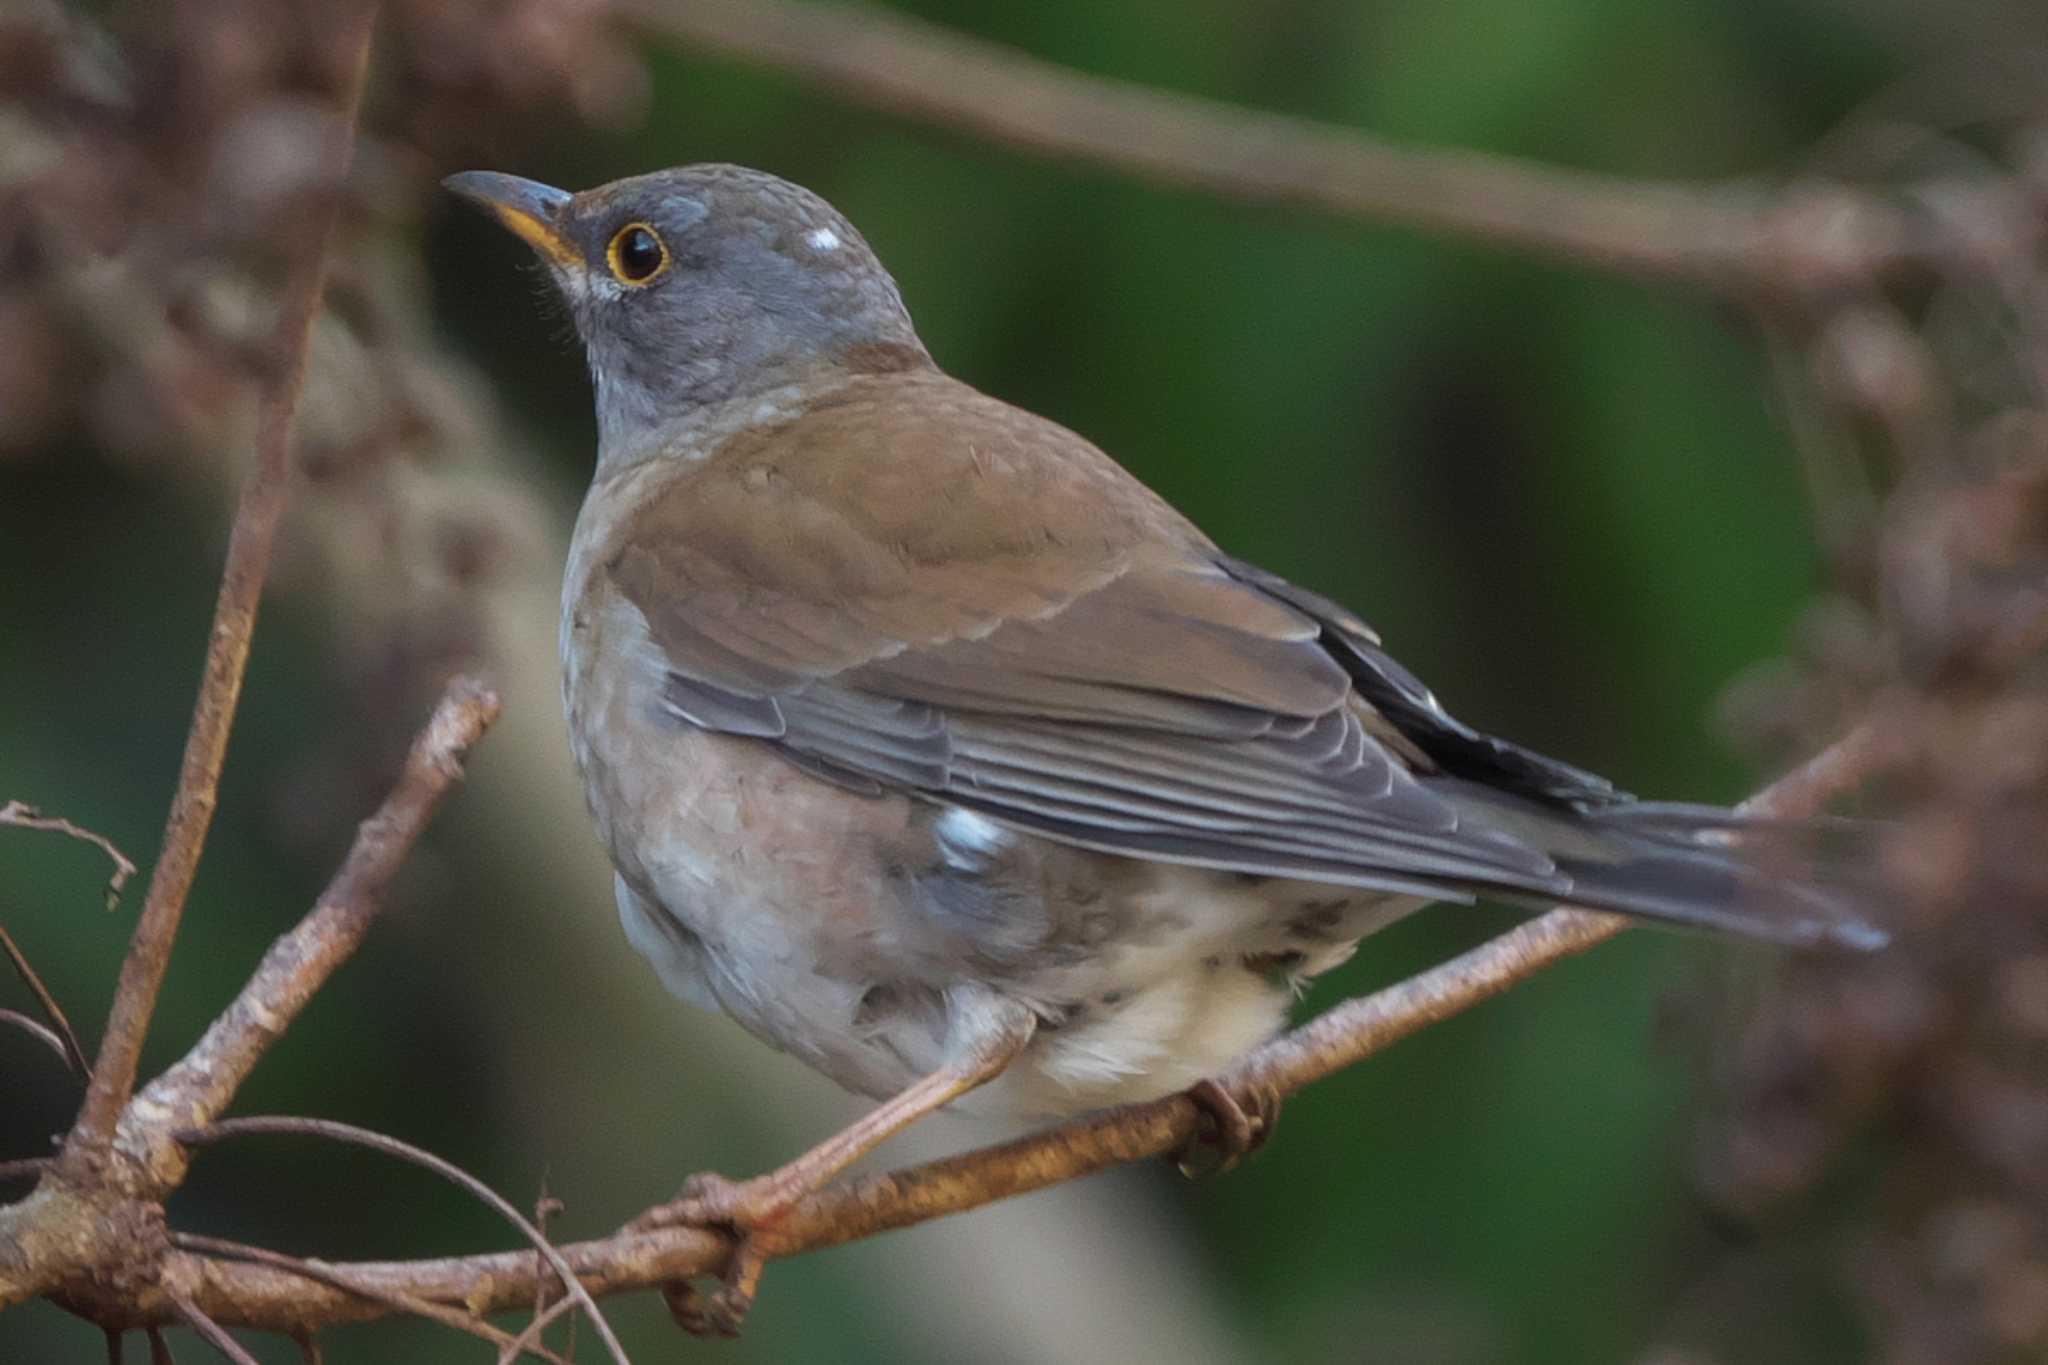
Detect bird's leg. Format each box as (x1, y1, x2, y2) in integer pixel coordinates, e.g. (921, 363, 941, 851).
(1175, 1077, 1285, 1178)
(644, 1042, 1027, 1229)
(632, 990, 1035, 1334)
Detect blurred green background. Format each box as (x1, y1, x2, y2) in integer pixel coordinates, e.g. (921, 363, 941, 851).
(0, 0, 2001, 1360)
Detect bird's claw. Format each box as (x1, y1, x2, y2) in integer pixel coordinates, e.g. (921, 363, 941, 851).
(633, 1171, 794, 1337)
(1175, 1078, 1283, 1178)
(657, 1239, 768, 1339)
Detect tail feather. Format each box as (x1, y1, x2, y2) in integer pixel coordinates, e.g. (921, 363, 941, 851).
(1437, 779, 1890, 951)
(1551, 843, 1888, 951)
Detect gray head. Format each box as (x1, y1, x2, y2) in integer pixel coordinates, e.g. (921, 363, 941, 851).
(445, 164, 930, 456)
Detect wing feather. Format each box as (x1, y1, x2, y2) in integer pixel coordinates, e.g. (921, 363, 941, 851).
(601, 372, 1583, 905)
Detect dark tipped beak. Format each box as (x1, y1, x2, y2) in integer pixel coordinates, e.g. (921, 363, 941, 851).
(443, 171, 579, 268)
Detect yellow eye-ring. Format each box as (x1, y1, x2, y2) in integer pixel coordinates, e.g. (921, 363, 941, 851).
(606, 222, 670, 286)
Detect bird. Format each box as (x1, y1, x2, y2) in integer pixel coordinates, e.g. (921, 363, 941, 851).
(445, 163, 1881, 1326)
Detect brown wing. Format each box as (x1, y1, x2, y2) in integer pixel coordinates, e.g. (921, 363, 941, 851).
(607, 372, 1570, 900)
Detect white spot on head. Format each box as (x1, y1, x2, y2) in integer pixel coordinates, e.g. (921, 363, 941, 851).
(936, 807, 1011, 870)
(806, 226, 842, 253)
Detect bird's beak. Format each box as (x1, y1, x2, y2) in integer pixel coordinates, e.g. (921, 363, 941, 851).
(443, 171, 579, 269)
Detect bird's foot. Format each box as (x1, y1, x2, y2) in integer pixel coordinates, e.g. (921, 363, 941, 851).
(1174, 1078, 1283, 1178)
(630, 1172, 800, 1337)
(633, 1168, 799, 1232)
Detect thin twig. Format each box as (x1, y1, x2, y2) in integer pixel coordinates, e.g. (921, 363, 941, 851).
(499, 1294, 580, 1365)
(64, 0, 382, 1165)
(170, 1234, 566, 1364)
(0, 1008, 73, 1070)
(0, 800, 138, 911)
(178, 1117, 632, 1365)
(622, 0, 1954, 293)
(0, 1158, 53, 1184)
(526, 1183, 567, 1359)
(132, 677, 502, 1154)
(169, 1289, 263, 1365)
(0, 922, 90, 1077)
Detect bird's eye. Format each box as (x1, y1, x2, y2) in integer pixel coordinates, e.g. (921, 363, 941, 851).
(606, 223, 670, 286)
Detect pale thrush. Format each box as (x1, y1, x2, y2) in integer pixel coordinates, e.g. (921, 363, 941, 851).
(446, 164, 1881, 1325)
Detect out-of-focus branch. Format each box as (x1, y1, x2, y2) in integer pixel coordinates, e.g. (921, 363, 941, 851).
(45, 722, 1882, 1335)
(0, 801, 137, 912)
(62, 0, 383, 1168)
(620, 0, 2002, 295)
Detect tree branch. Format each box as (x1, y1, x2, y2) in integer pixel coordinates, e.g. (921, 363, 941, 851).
(126, 679, 502, 1189)
(42, 722, 1881, 1334)
(0, 673, 497, 1312)
(63, 0, 383, 1169)
(620, 0, 1990, 294)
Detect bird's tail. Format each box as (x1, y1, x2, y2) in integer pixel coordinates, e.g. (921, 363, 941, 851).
(1439, 782, 1890, 951)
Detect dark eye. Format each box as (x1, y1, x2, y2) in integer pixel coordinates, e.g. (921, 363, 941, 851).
(606, 222, 669, 285)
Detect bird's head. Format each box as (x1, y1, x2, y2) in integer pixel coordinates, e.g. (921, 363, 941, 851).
(444, 164, 929, 456)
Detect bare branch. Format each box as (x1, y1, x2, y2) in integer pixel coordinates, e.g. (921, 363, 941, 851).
(0, 922, 90, 1077)
(0, 1159, 53, 1185)
(63, 0, 383, 1166)
(131, 677, 502, 1165)
(76, 722, 1883, 1335)
(621, 0, 1980, 294)
(0, 800, 138, 911)
(178, 1117, 632, 1365)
